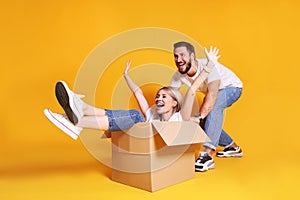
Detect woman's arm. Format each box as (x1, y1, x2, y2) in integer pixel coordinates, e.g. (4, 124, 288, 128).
(180, 47, 221, 120)
(123, 60, 150, 116)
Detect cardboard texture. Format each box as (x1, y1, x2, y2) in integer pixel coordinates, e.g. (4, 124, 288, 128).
(110, 121, 211, 192)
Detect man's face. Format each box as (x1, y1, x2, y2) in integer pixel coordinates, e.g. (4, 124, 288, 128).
(174, 46, 193, 74)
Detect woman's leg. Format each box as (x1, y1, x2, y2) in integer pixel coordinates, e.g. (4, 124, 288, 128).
(77, 115, 109, 130)
(76, 109, 145, 132)
(81, 102, 106, 116)
(104, 109, 145, 131)
(71, 101, 109, 130)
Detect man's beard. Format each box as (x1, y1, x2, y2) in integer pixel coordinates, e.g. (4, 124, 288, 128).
(178, 61, 192, 74)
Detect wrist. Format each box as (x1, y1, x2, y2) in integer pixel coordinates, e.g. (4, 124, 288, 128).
(194, 113, 202, 120)
(203, 64, 213, 73)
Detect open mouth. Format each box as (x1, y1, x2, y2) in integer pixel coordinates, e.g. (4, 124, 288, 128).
(177, 62, 185, 67)
(156, 102, 164, 108)
(177, 62, 187, 71)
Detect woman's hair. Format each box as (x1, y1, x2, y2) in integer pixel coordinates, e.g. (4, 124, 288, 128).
(156, 86, 183, 112)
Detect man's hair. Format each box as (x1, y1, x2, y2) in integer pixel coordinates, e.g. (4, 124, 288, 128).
(173, 41, 195, 56)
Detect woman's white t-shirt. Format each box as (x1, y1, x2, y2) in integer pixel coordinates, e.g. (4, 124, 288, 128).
(145, 108, 182, 122)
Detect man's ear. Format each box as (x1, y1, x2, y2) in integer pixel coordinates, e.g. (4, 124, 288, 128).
(191, 52, 195, 60)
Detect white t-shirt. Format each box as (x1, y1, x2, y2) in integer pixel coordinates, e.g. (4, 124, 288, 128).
(170, 58, 243, 93)
(145, 107, 182, 122)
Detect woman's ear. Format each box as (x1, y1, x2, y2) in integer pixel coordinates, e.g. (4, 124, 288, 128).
(172, 100, 178, 109)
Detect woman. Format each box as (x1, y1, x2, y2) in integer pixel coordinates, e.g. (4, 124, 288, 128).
(44, 47, 220, 140)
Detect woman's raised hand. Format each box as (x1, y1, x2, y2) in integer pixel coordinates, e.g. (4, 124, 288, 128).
(124, 60, 132, 76)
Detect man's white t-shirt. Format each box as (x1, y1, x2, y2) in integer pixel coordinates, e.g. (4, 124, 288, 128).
(145, 107, 182, 122)
(170, 58, 243, 93)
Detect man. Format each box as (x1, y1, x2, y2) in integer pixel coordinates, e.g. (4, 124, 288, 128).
(170, 41, 243, 172)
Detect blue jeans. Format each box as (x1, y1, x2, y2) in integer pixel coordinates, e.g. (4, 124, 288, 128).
(105, 109, 145, 132)
(203, 87, 242, 150)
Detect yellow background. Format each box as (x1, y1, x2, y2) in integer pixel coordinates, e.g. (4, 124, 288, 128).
(1, 0, 299, 199)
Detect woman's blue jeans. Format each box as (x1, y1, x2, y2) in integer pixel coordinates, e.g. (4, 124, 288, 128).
(105, 109, 145, 132)
(203, 87, 242, 150)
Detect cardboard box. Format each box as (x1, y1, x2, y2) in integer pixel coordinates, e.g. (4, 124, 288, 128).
(110, 121, 210, 192)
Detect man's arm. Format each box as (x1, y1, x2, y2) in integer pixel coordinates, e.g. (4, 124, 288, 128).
(199, 79, 220, 118)
(180, 69, 211, 120)
(181, 47, 221, 120)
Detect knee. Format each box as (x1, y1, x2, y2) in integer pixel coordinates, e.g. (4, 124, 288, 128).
(129, 109, 143, 120)
(130, 109, 141, 115)
(209, 105, 223, 115)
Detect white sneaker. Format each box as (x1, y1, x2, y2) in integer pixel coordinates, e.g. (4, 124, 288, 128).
(55, 81, 84, 125)
(44, 108, 82, 140)
(195, 152, 215, 172)
(216, 146, 243, 158)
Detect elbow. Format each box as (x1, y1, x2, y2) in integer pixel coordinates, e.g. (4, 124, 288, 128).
(200, 102, 214, 118)
(182, 115, 190, 121)
(206, 104, 214, 114)
(134, 88, 143, 96)
(186, 87, 197, 98)
(190, 85, 198, 94)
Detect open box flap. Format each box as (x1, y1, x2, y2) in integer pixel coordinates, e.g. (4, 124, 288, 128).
(151, 121, 211, 146)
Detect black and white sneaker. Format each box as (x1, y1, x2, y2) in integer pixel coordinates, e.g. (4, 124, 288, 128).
(216, 146, 243, 158)
(55, 81, 84, 125)
(195, 152, 215, 172)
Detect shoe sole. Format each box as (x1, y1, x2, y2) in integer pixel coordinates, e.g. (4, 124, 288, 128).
(55, 81, 78, 125)
(216, 152, 243, 158)
(44, 109, 79, 140)
(195, 163, 215, 172)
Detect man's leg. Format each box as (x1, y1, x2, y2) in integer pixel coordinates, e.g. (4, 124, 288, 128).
(195, 87, 242, 171)
(204, 87, 242, 149)
(195, 89, 227, 171)
(216, 87, 243, 157)
(218, 129, 234, 147)
(217, 129, 243, 157)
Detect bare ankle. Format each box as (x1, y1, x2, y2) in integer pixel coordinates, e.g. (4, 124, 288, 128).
(203, 147, 214, 157)
(230, 143, 238, 148)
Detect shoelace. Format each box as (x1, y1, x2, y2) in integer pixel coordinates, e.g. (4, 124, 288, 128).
(223, 147, 238, 152)
(197, 154, 212, 164)
(74, 94, 84, 101)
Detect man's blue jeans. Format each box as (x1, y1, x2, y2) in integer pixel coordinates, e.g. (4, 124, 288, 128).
(203, 87, 242, 150)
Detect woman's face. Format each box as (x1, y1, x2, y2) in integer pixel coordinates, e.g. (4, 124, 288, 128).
(155, 89, 178, 114)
